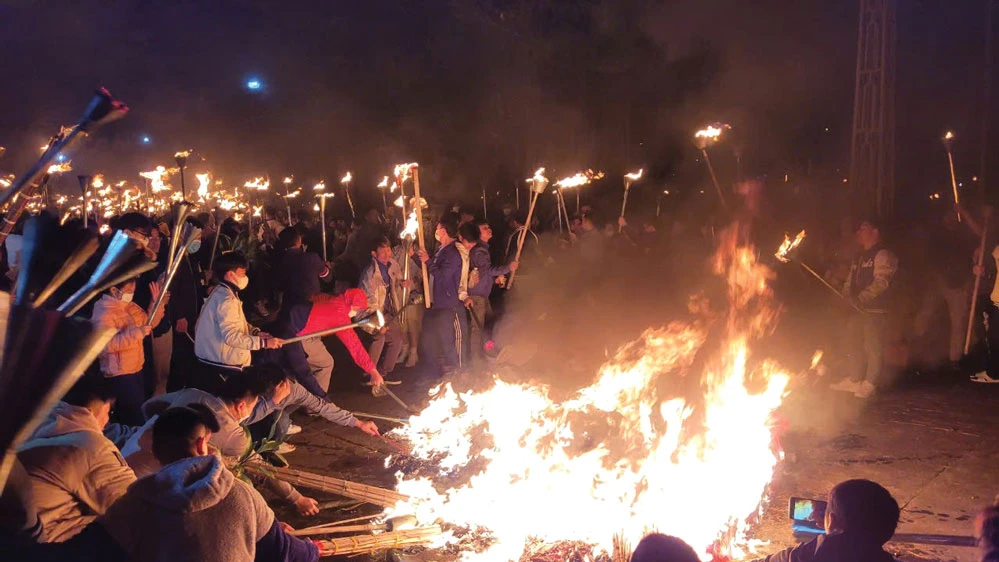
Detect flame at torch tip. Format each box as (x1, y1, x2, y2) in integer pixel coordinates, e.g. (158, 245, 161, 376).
(400, 210, 419, 239)
(377, 176, 390, 189)
(283, 176, 293, 185)
(695, 123, 730, 140)
(341, 171, 353, 184)
(944, 131, 955, 141)
(91, 174, 104, 188)
(196, 173, 211, 199)
(554, 170, 602, 189)
(244, 177, 270, 191)
(624, 168, 644, 182)
(47, 161, 72, 174)
(313, 181, 326, 191)
(774, 230, 806, 263)
(174, 149, 192, 159)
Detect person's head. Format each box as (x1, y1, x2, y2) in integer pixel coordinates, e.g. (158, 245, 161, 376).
(108, 278, 138, 303)
(214, 251, 250, 290)
(458, 221, 480, 249)
(476, 219, 493, 243)
(435, 212, 460, 245)
(825, 479, 900, 547)
(278, 227, 303, 251)
(116, 212, 157, 253)
(371, 237, 393, 265)
(855, 218, 882, 250)
(296, 209, 315, 227)
(62, 373, 117, 428)
(151, 405, 221, 465)
(342, 288, 368, 317)
(630, 533, 700, 562)
(365, 208, 381, 225)
(580, 213, 597, 232)
(215, 364, 285, 422)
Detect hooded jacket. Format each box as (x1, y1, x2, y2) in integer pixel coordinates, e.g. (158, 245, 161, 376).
(359, 256, 403, 316)
(16, 402, 136, 543)
(91, 294, 149, 376)
(100, 455, 276, 562)
(195, 282, 261, 369)
(757, 533, 897, 562)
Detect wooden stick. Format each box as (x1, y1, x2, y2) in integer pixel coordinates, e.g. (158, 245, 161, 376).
(619, 181, 630, 233)
(316, 526, 441, 556)
(412, 166, 431, 309)
(966, 210, 992, 353)
(507, 189, 540, 289)
(947, 149, 962, 221)
(244, 465, 408, 507)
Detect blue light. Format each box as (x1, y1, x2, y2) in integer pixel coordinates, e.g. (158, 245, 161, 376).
(246, 78, 262, 91)
(141, 136, 151, 144)
(56, 154, 66, 162)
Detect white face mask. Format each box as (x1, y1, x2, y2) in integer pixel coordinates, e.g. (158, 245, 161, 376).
(234, 275, 249, 291)
(118, 291, 134, 303)
(434, 229, 443, 243)
(187, 240, 202, 254)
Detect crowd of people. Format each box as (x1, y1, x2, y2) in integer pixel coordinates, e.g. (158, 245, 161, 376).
(1, 181, 998, 561)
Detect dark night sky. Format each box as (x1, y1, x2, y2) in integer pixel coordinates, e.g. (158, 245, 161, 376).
(0, 0, 992, 214)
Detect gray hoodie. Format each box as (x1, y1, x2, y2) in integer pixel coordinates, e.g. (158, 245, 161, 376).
(101, 455, 274, 562)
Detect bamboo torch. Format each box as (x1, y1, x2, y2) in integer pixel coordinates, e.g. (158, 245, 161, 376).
(695, 124, 730, 210)
(340, 171, 355, 220)
(966, 208, 992, 354)
(620, 168, 643, 232)
(508, 168, 548, 289)
(410, 164, 431, 309)
(313, 181, 331, 262)
(377, 176, 390, 217)
(944, 131, 962, 221)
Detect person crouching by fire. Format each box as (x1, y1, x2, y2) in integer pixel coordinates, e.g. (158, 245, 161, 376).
(830, 218, 898, 399)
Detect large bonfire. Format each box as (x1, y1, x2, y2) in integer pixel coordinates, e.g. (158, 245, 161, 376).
(388, 228, 793, 561)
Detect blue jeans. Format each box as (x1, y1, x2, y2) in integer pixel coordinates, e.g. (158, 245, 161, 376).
(108, 372, 146, 426)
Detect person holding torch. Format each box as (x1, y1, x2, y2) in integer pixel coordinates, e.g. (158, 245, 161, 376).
(417, 213, 467, 377)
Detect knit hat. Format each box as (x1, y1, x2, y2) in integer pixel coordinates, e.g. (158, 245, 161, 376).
(343, 288, 368, 310)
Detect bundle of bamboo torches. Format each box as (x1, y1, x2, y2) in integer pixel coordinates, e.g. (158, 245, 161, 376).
(315, 525, 442, 557)
(243, 464, 409, 508)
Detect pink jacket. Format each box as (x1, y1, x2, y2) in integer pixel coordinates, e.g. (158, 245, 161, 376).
(91, 294, 149, 376)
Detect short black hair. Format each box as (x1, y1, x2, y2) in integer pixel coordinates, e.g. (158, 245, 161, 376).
(114, 212, 152, 234)
(374, 236, 392, 249)
(855, 216, 881, 231)
(458, 221, 480, 244)
(62, 373, 116, 408)
(277, 227, 302, 251)
(828, 479, 900, 546)
(630, 534, 700, 562)
(438, 212, 460, 239)
(216, 364, 285, 404)
(213, 251, 249, 280)
(151, 405, 221, 464)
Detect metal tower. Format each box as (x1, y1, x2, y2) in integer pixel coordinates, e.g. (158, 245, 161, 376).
(849, 0, 896, 217)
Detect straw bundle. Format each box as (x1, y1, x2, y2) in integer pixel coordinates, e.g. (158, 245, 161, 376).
(244, 464, 408, 507)
(316, 526, 441, 557)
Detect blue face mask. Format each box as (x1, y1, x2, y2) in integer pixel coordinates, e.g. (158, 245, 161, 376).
(187, 240, 202, 254)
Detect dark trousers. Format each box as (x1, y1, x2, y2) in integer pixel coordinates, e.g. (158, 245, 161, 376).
(423, 306, 468, 375)
(108, 372, 146, 426)
(190, 360, 241, 396)
(248, 410, 292, 444)
(986, 304, 999, 377)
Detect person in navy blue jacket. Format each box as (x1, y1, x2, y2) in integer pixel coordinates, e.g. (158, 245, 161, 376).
(417, 213, 468, 377)
(461, 220, 519, 369)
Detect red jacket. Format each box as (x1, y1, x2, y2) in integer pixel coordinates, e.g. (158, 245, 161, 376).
(299, 290, 375, 373)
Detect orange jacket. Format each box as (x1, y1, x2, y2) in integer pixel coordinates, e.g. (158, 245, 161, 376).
(91, 294, 149, 376)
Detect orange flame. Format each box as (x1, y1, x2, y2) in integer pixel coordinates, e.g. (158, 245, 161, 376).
(624, 168, 644, 183)
(340, 171, 353, 184)
(196, 173, 211, 200)
(244, 177, 270, 191)
(377, 176, 390, 189)
(399, 210, 419, 239)
(774, 230, 806, 263)
(47, 161, 72, 174)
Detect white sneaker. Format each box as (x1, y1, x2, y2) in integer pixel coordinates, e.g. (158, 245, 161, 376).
(286, 424, 302, 436)
(830, 379, 860, 393)
(277, 442, 296, 454)
(854, 381, 876, 399)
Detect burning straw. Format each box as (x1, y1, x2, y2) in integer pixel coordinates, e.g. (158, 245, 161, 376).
(315, 525, 442, 557)
(243, 464, 409, 508)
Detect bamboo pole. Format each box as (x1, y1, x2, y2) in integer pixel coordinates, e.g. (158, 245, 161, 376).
(315, 526, 441, 557)
(244, 465, 409, 507)
(966, 210, 992, 354)
(507, 189, 540, 289)
(411, 166, 431, 308)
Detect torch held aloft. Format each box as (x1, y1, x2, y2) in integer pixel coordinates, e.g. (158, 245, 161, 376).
(412, 167, 432, 308)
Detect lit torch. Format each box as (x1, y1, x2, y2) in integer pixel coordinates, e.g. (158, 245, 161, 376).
(196, 173, 210, 203)
(408, 164, 432, 308)
(313, 181, 332, 261)
(174, 149, 191, 200)
(377, 175, 390, 216)
(553, 170, 603, 239)
(620, 168, 644, 232)
(282, 176, 295, 226)
(943, 131, 961, 221)
(773, 230, 863, 312)
(399, 210, 419, 306)
(340, 171, 356, 220)
(508, 167, 548, 289)
(694, 123, 730, 209)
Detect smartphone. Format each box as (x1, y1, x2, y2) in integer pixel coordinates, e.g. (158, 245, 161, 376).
(788, 497, 827, 526)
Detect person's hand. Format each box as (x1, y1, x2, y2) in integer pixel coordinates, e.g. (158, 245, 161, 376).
(176, 318, 189, 334)
(257, 331, 272, 339)
(148, 281, 163, 305)
(294, 496, 320, 516)
(272, 378, 292, 404)
(354, 419, 380, 436)
(141, 325, 153, 337)
(974, 264, 985, 277)
(495, 275, 507, 287)
(463, 297, 473, 309)
(618, 216, 628, 228)
(401, 279, 412, 289)
(366, 370, 385, 388)
(417, 250, 429, 264)
(279, 521, 295, 533)
(508, 261, 520, 272)
(261, 336, 285, 349)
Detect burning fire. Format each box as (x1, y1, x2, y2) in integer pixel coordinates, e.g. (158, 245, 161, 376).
(174, 149, 192, 159)
(554, 169, 604, 190)
(695, 124, 730, 141)
(91, 174, 104, 189)
(313, 181, 326, 192)
(244, 177, 270, 191)
(378, 176, 390, 190)
(773, 230, 806, 264)
(624, 168, 644, 183)
(944, 131, 955, 141)
(400, 210, 419, 240)
(140, 166, 170, 192)
(341, 171, 353, 184)
(394, 162, 419, 186)
(196, 173, 211, 200)
(47, 161, 72, 175)
(388, 233, 792, 561)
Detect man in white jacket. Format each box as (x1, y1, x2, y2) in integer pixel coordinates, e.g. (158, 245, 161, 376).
(195, 251, 282, 393)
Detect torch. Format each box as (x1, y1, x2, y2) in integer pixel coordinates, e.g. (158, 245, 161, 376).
(774, 230, 865, 313)
(943, 131, 961, 221)
(966, 208, 992, 354)
(313, 181, 331, 262)
(399, 210, 419, 307)
(508, 168, 548, 289)
(340, 172, 356, 220)
(0, 162, 68, 246)
(0, 88, 128, 211)
(620, 168, 644, 232)
(410, 164, 432, 309)
(282, 176, 297, 227)
(482, 185, 488, 220)
(76, 175, 92, 229)
(174, 150, 191, 200)
(147, 218, 201, 326)
(377, 176, 390, 217)
(694, 124, 730, 210)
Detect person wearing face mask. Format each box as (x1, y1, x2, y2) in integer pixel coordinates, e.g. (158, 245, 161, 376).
(16, 374, 136, 543)
(163, 217, 206, 393)
(194, 252, 284, 394)
(417, 212, 467, 378)
(91, 277, 168, 426)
